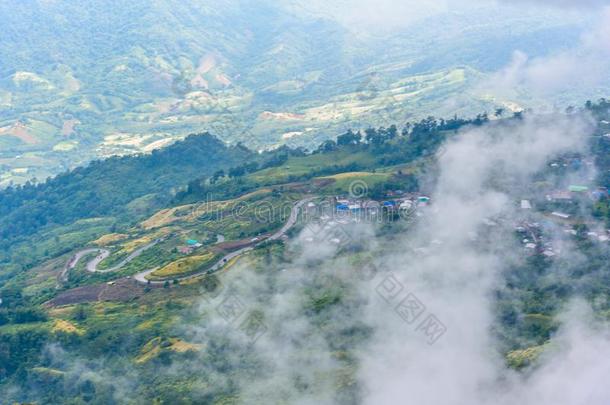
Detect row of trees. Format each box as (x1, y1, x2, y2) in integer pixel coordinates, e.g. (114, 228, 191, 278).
(176, 115, 474, 204)
(316, 114, 490, 155)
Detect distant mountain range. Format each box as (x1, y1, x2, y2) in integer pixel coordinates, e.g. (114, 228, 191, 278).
(0, 0, 592, 186)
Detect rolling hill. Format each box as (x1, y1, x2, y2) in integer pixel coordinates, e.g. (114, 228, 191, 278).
(0, 0, 594, 187)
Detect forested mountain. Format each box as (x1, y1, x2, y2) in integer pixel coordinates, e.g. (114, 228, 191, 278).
(0, 100, 609, 403)
(2, 0, 610, 401)
(0, 108, 492, 283)
(0, 134, 253, 267)
(0, 0, 595, 186)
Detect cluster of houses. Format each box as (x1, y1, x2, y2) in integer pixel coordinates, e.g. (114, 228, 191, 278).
(333, 194, 431, 214)
(534, 184, 609, 221)
(581, 230, 610, 243)
(516, 222, 558, 257)
(301, 193, 433, 246)
(516, 164, 610, 257)
(549, 157, 593, 170)
(515, 216, 610, 259)
(561, 225, 610, 243)
(177, 239, 203, 255)
(545, 184, 606, 204)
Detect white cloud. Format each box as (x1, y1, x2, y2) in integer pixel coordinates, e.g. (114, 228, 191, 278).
(9, 113, 609, 405)
(502, 302, 610, 405)
(180, 113, 608, 405)
(479, 7, 610, 102)
(357, 114, 610, 405)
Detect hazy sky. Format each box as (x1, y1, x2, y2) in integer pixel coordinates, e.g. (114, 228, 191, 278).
(505, 0, 610, 7)
(285, 0, 600, 34)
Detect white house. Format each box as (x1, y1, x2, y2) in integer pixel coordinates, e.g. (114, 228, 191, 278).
(551, 212, 571, 219)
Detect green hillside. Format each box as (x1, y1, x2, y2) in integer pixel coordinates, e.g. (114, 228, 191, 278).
(0, 0, 592, 186)
(0, 133, 257, 277)
(4, 0, 610, 402)
(2, 102, 610, 402)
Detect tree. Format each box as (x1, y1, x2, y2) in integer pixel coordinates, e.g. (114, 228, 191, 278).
(228, 166, 246, 178)
(210, 169, 225, 184)
(317, 140, 337, 153)
(365, 128, 384, 146)
(74, 305, 88, 321)
(473, 113, 489, 126)
(386, 125, 398, 140)
(337, 130, 362, 146)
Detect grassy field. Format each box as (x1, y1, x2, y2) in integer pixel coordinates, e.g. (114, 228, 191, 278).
(317, 171, 393, 194)
(141, 190, 300, 243)
(148, 252, 218, 281)
(141, 189, 273, 230)
(52, 319, 85, 336)
(92, 233, 129, 247)
(248, 151, 377, 184)
(135, 337, 202, 364)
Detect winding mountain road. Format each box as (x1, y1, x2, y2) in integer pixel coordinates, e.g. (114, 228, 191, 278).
(89, 240, 160, 273)
(62, 198, 311, 287)
(58, 240, 160, 286)
(133, 197, 311, 285)
(59, 248, 102, 283)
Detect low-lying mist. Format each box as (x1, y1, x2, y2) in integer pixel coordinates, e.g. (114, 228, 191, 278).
(8, 113, 610, 404)
(171, 112, 610, 404)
